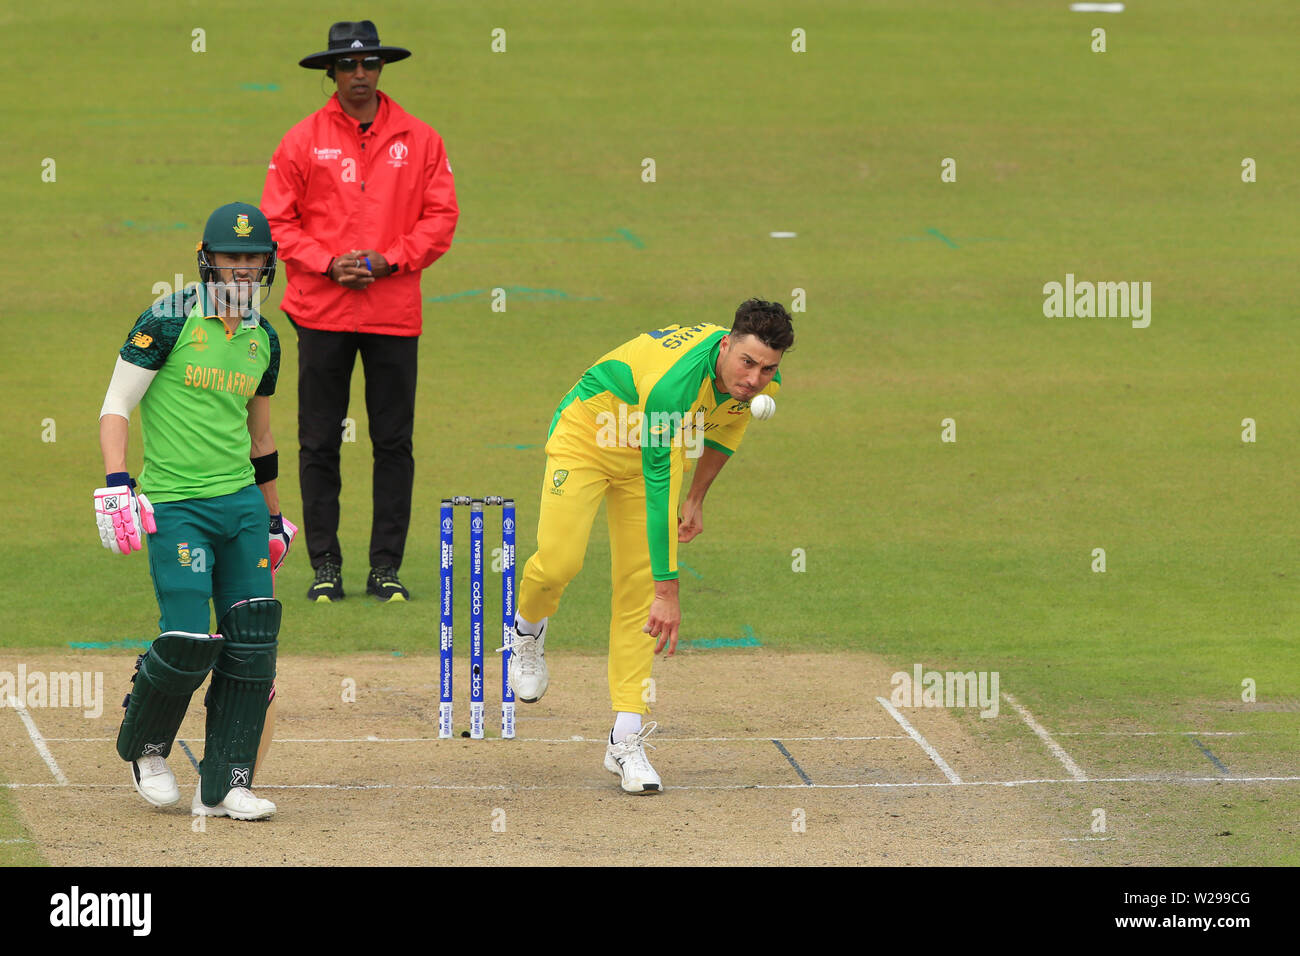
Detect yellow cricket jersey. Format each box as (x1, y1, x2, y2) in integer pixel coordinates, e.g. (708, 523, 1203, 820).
(548, 323, 782, 581)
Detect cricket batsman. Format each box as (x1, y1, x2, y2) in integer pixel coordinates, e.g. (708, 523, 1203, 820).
(501, 299, 794, 792)
(95, 202, 296, 821)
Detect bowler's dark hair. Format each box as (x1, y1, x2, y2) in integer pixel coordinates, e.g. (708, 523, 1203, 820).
(731, 299, 795, 352)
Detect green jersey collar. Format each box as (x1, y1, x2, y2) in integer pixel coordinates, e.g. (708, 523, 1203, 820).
(192, 283, 260, 329)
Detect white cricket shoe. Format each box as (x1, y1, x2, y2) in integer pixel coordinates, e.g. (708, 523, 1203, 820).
(604, 722, 662, 794)
(131, 755, 180, 807)
(501, 620, 549, 702)
(192, 783, 276, 821)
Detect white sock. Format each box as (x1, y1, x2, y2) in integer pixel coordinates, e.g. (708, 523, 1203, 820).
(611, 712, 642, 744)
(515, 613, 545, 637)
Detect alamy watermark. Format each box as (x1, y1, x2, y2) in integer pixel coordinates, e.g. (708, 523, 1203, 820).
(49, 886, 151, 936)
(889, 663, 999, 718)
(1042, 273, 1151, 328)
(0, 666, 104, 718)
(595, 405, 707, 458)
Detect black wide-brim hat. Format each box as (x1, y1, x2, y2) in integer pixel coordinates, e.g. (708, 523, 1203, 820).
(299, 20, 411, 69)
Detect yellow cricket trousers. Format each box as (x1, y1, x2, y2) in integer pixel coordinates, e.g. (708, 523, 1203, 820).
(517, 403, 684, 714)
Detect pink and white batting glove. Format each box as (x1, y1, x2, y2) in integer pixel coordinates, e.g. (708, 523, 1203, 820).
(94, 476, 156, 554)
(269, 513, 297, 576)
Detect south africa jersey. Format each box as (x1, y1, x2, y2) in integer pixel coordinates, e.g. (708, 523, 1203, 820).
(118, 286, 280, 504)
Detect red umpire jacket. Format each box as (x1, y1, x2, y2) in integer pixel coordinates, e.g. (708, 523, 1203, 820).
(261, 91, 458, 336)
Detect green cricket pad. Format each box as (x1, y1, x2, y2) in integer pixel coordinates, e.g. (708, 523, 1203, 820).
(200, 599, 280, 805)
(116, 631, 225, 761)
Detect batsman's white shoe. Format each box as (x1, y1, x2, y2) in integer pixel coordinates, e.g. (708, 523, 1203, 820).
(604, 722, 662, 794)
(131, 755, 180, 807)
(501, 621, 549, 703)
(192, 784, 276, 821)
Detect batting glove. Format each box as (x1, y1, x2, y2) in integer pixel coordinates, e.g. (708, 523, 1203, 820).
(94, 473, 156, 554)
(269, 513, 298, 573)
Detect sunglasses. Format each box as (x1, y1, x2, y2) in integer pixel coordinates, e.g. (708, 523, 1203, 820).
(334, 56, 383, 73)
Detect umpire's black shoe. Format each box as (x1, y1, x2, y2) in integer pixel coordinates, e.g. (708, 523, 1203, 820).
(367, 566, 409, 602)
(308, 559, 345, 602)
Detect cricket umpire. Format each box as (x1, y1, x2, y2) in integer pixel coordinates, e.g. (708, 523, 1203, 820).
(96, 202, 295, 821)
(261, 20, 459, 603)
(501, 300, 794, 793)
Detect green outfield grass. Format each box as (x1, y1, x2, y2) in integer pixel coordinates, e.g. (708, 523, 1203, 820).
(2, 0, 1297, 859)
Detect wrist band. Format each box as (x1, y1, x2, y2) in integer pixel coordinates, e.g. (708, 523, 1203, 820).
(251, 451, 278, 485)
(106, 471, 135, 489)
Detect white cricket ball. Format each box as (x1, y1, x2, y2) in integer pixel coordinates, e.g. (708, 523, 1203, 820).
(749, 394, 776, 421)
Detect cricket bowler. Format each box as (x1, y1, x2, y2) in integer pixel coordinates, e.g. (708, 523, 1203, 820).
(95, 202, 296, 820)
(501, 299, 794, 792)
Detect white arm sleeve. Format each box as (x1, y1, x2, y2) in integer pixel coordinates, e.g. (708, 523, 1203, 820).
(99, 357, 158, 421)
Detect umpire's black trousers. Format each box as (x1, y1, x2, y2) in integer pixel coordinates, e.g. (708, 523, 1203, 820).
(292, 321, 419, 572)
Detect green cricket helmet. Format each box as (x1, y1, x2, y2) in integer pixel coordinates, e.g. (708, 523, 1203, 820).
(196, 202, 278, 289)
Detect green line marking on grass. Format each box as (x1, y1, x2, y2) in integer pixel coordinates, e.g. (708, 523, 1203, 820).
(239, 83, 280, 91)
(678, 562, 703, 580)
(67, 639, 152, 650)
(900, 230, 1010, 247)
(682, 627, 761, 650)
(426, 286, 602, 303)
(681, 636, 762, 649)
(486, 443, 545, 450)
(613, 228, 645, 249)
(453, 229, 644, 248)
(925, 228, 959, 249)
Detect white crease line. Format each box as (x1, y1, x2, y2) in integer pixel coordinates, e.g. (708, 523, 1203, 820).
(1002, 693, 1087, 781)
(5, 696, 68, 786)
(4, 775, 1299, 791)
(875, 697, 962, 784)
(43, 731, 1267, 743)
(1054, 731, 1251, 738)
(210, 775, 1300, 790)
(42, 735, 910, 744)
(248, 735, 909, 744)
